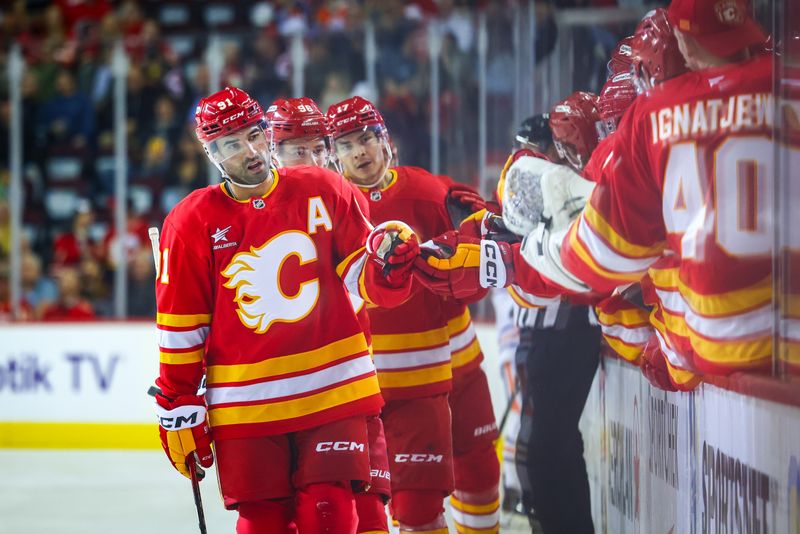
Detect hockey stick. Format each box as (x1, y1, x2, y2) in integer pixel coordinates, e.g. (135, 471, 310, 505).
(497, 377, 521, 436)
(148, 227, 160, 275)
(148, 385, 208, 534)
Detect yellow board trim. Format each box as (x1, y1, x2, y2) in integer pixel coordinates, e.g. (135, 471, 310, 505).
(210, 374, 381, 426)
(372, 326, 449, 352)
(0, 422, 160, 449)
(377, 363, 452, 389)
(207, 333, 369, 384)
(156, 313, 211, 328)
(159, 348, 204, 365)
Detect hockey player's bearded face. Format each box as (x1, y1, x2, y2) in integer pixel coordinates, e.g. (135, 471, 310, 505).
(334, 129, 387, 186)
(275, 136, 330, 168)
(210, 126, 272, 186)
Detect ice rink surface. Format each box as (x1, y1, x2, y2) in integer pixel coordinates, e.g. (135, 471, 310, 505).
(0, 325, 533, 533)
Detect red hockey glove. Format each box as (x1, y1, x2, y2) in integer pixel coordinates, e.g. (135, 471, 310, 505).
(413, 231, 515, 302)
(155, 393, 214, 479)
(366, 221, 420, 287)
(446, 184, 487, 228)
(639, 339, 678, 392)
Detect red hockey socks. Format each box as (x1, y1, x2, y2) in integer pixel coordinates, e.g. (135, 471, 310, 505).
(236, 498, 295, 534)
(355, 491, 389, 533)
(295, 482, 358, 533)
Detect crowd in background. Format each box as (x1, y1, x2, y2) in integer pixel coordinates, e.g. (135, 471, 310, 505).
(0, 0, 646, 320)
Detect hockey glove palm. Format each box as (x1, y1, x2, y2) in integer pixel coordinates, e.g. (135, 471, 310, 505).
(155, 393, 214, 479)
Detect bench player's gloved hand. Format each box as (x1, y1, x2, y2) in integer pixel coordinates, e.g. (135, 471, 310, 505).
(154, 392, 214, 479)
(446, 184, 487, 227)
(639, 339, 678, 393)
(366, 221, 420, 287)
(413, 230, 515, 302)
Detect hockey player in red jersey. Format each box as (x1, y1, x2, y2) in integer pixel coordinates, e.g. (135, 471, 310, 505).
(327, 96, 500, 534)
(153, 86, 420, 534)
(524, 0, 779, 376)
(265, 96, 392, 534)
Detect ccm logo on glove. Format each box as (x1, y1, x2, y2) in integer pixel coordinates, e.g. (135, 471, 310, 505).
(315, 441, 366, 452)
(155, 404, 207, 430)
(480, 240, 508, 289)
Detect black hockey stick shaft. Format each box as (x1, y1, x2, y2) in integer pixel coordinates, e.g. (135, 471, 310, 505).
(497, 377, 520, 435)
(188, 455, 208, 534)
(147, 385, 208, 534)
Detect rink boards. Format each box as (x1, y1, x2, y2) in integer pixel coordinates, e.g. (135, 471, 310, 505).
(2, 322, 800, 533)
(581, 357, 800, 534)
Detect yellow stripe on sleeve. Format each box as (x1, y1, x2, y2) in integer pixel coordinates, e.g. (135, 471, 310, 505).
(336, 246, 366, 277)
(156, 313, 211, 328)
(159, 348, 204, 365)
(567, 222, 643, 284)
(582, 202, 666, 258)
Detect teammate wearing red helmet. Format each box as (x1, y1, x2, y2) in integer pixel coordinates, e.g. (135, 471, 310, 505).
(606, 35, 635, 79)
(153, 86, 419, 534)
(630, 8, 689, 94)
(597, 72, 638, 139)
(549, 91, 601, 173)
(265, 96, 393, 534)
(327, 96, 501, 534)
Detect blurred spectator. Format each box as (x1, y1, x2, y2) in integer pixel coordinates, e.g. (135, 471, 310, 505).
(126, 248, 155, 318)
(102, 200, 149, 270)
(52, 198, 99, 266)
(243, 32, 289, 104)
(36, 68, 94, 149)
(139, 96, 181, 178)
(0, 261, 34, 321)
(41, 266, 95, 321)
(21, 250, 58, 318)
(0, 200, 9, 258)
(80, 256, 112, 316)
(319, 71, 351, 112)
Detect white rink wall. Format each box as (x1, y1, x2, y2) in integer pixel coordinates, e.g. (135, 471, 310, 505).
(2, 323, 800, 533)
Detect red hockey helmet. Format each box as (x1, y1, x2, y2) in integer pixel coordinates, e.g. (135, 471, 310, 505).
(194, 87, 271, 186)
(195, 86, 265, 143)
(326, 96, 387, 140)
(631, 9, 688, 93)
(635, 8, 663, 35)
(606, 36, 635, 80)
(597, 71, 637, 139)
(266, 97, 330, 143)
(549, 91, 600, 171)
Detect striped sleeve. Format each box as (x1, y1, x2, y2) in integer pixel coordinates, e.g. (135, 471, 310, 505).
(155, 218, 212, 399)
(560, 107, 666, 294)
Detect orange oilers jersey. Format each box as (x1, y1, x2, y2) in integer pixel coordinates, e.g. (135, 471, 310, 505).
(155, 167, 413, 440)
(561, 53, 785, 374)
(359, 166, 458, 400)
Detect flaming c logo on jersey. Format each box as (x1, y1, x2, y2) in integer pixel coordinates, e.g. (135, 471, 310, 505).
(222, 231, 319, 334)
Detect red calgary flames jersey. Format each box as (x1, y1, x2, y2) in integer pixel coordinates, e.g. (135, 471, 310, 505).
(360, 167, 483, 399)
(562, 53, 788, 374)
(155, 167, 412, 440)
